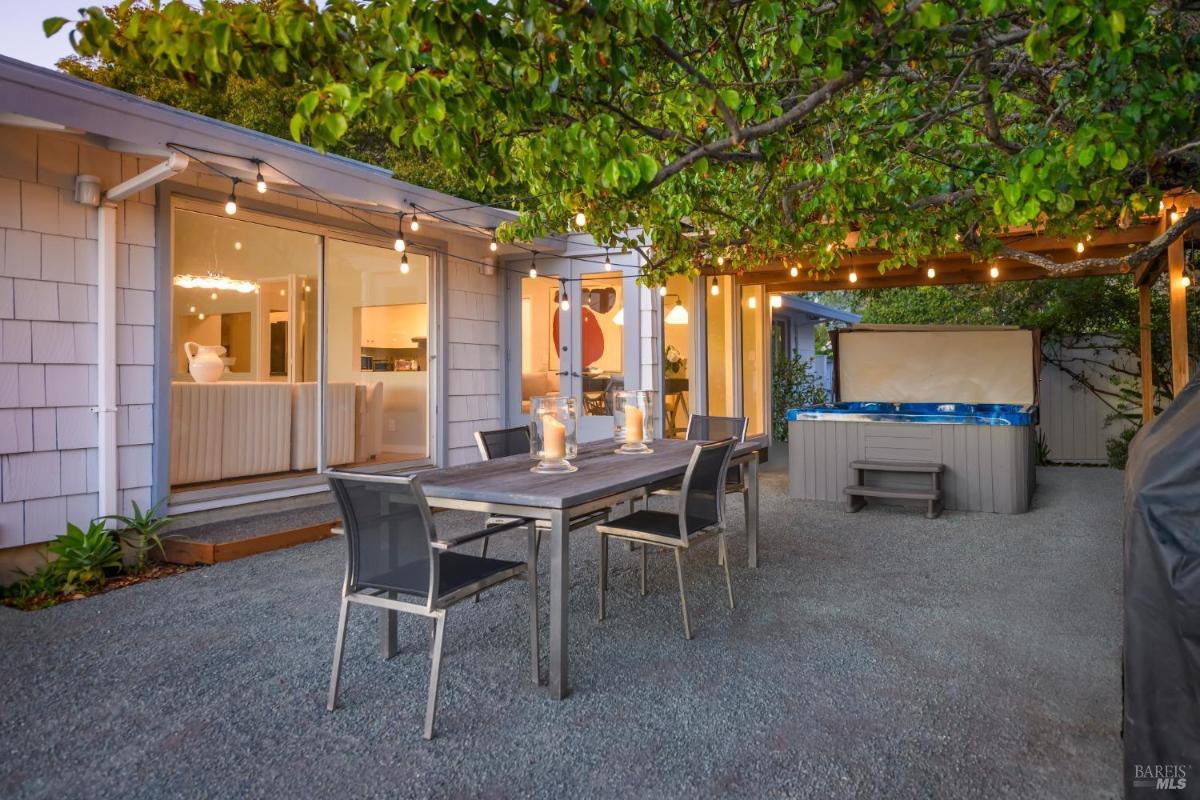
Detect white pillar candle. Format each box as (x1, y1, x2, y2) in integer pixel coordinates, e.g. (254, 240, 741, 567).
(544, 414, 567, 459)
(624, 404, 644, 444)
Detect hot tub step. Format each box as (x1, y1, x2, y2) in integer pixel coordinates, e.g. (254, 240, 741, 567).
(849, 459, 944, 474)
(844, 485, 940, 501)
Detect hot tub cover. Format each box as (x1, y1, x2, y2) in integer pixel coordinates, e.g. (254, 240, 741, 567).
(1124, 374, 1200, 798)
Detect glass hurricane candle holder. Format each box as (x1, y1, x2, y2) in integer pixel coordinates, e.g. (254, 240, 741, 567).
(613, 389, 655, 454)
(530, 395, 578, 473)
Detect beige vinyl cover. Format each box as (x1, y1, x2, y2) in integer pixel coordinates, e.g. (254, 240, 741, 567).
(837, 326, 1037, 405)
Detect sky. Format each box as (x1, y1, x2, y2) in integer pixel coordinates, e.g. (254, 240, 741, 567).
(0, 2, 91, 69)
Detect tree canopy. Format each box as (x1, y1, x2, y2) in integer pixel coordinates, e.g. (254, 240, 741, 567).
(49, 0, 1200, 284)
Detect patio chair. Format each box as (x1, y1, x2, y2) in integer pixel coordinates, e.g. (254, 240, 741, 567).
(649, 415, 749, 559)
(595, 438, 737, 640)
(474, 426, 610, 559)
(325, 471, 538, 740)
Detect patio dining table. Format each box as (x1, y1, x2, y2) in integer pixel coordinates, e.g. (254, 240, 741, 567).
(408, 436, 767, 700)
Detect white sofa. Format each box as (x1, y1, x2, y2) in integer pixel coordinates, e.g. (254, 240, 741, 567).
(169, 380, 385, 486)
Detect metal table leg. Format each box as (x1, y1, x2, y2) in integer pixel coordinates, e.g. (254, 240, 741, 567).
(380, 592, 398, 658)
(548, 508, 570, 700)
(748, 454, 760, 568)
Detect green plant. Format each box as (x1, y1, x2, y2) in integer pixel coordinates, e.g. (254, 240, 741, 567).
(47, 521, 123, 592)
(772, 352, 828, 442)
(101, 498, 174, 573)
(1107, 425, 1139, 470)
(0, 563, 66, 611)
(1035, 428, 1052, 466)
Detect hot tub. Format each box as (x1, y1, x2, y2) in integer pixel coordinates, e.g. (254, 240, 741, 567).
(786, 402, 1036, 514)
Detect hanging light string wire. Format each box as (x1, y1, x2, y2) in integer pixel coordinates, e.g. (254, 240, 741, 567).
(164, 142, 647, 284)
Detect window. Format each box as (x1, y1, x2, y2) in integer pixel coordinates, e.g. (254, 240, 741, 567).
(706, 276, 735, 416)
(519, 274, 562, 414)
(741, 285, 766, 436)
(662, 275, 692, 437)
(580, 272, 623, 416)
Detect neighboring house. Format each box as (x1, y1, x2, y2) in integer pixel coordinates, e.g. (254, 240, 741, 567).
(770, 295, 860, 396)
(0, 57, 783, 562)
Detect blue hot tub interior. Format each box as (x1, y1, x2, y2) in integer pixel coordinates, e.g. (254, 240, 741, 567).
(785, 402, 1035, 426)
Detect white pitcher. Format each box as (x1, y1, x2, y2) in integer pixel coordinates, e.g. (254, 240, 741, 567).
(184, 341, 226, 383)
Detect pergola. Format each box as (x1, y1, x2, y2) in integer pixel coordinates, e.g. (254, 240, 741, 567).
(736, 194, 1197, 425)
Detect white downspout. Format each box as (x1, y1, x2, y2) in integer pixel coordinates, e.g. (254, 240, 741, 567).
(92, 152, 189, 517)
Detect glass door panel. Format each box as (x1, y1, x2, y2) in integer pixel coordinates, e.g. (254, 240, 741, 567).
(705, 276, 735, 417)
(662, 275, 693, 438)
(577, 271, 623, 440)
(519, 274, 563, 415)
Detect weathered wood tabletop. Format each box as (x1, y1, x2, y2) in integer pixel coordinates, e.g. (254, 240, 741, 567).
(414, 436, 767, 509)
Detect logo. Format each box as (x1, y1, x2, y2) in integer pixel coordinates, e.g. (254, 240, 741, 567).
(1133, 764, 1189, 791)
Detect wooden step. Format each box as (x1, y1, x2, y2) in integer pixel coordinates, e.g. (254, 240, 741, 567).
(843, 485, 941, 501)
(850, 460, 944, 473)
(160, 520, 337, 565)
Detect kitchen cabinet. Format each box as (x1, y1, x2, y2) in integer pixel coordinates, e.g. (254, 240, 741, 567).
(360, 304, 428, 348)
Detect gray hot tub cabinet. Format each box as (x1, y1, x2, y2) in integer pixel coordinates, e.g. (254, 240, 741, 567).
(788, 419, 1035, 514)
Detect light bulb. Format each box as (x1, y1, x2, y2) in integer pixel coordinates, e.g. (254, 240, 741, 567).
(304, 284, 311, 292)
(790, 265, 799, 278)
(710, 278, 719, 296)
(658, 285, 667, 297)
(560, 296, 570, 311)
(574, 211, 587, 227)
(489, 232, 498, 252)
(1183, 275, 1193, 288)
(848, 271, 858, 284)
(210, 292, 218, 300)
(825, 243, 834, 252)
(255, 167, 267, 194)
(747, 295, 757, 309)
(927, 267, 936, 279)
(394, 236, 406, 252)
(529, 265, 538, 279)
(400, 255, 410, 274)
(1170, 211, 1181, 224)
(990, 265, 1000, 279)
(189, 305, 196, 313)
(224, 197, 237, 215)
(197, 312, 205, 320)
(410, 216, 420, 232)
(1075, 241, 1085, 253)
(279, 289, 286, 296)
(234, 241, 242, 251)
(770, 295, 782, 309)
(1160, 200, 1166, 213)
(716, 255, 724, 267)
(604, 254, 612, 271)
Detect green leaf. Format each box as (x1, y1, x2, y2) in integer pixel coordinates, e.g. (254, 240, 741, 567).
(42, 17, 69, 37)
(636, 153, 659, 183)
(1076, 145, 1096, 167)
(1109, 149, 1129, 171)
(289, 113, 305, 142)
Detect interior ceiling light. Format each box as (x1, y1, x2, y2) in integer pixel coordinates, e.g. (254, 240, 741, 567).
(665, 297, 689, 325)
(173, 273, 259, 294)
(747, 295, 757, 309)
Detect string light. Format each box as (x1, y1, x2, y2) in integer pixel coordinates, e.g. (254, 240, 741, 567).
(1183, 275, 1193, 288)
(604, 251, 612, 271)
(559, 279, 570, 311)
(529, 254, 538, 279)
(574, 210, 587, 227)
(188, 305, 196, 313)
(197, 312, 205, 320)
(990, 265, 1000, 279)
(848, 270, 858, 284)
(489, 230, 498, 252)
(770, 295, 782, 309)
(789, 265, 799, 278)
(927, 267, 936, 279)
(210, 291, 217, 300)
(394, 214, 406, 252)
(400, 253, 410, 274)
(1170, 210, 1181, 224)
(410, 214, 420, 232)
(710, 278, 720, 296)
(255, 165, 267, 194)
(224, 178, 238, 215)
(658, 285, 667, 297)
(1075, 241, 1085, 254)
(716, 255, 725, 267)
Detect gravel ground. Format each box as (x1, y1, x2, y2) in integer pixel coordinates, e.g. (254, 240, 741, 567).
(0, 466, 1122, 800)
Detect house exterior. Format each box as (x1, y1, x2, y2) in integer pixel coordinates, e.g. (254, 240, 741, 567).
(770, 294, 860, 396)
(0, 57, 780, 565)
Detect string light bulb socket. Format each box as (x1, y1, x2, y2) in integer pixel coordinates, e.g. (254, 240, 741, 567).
(926, 267, 936, 279)
(400, 254, 410, 274)
(529, 254, 538, 279)
(1075, 241, 1085, 254)
(410, 215, 420, 232)
(604, 251, 612, 271)
(747, 295, 757, 309)
(990, 265, 1000, 279)
(710, 278, 720, 296)
(789, 265, 799, 278)
(394, 214, 407, 252)
(574, 210, 587, 227)
(489, 230, 498, 252)
(848, 270, 858, 284)
(255, 165, 267, 194)
(559, 280, 570, 311)
(224, 178, 239, 216)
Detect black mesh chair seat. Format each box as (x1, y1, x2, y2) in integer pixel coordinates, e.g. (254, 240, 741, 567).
(595, 439, 737, 640)
(359, 551, 525, 602)
(324, 471, 540, 740)
(596, 510, 715, 543)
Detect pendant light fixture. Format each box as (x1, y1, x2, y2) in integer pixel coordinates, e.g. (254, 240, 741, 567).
(410, 214, 420, 232)
(559, 279, 570, 311)
(489, 230, 498, 252)
(224, 178, 239, 215)
(665, 296, 689, 325)
(710, 278, 720, 296)
(255, 164, 267, 194)
(394, 213, 407, 252)
(400, 253, 410, 274)
(529, 253, 538, 279)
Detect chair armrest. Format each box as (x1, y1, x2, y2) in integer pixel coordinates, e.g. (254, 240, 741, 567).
(433, 517, 531, 550)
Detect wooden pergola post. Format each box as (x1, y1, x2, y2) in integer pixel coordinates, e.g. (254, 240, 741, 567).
(1167, 220, 1190, 396)
(1139, 284, 1154, 423)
